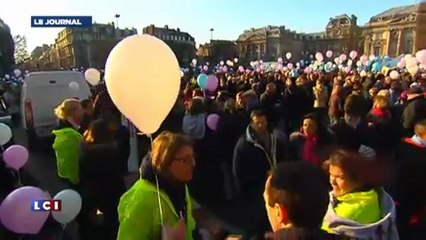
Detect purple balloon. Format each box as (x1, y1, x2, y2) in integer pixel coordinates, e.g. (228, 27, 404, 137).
(207, 114, 220, 131)
(3, 145, 29, 170)
(0, 186, 50, 234)
(206, 75, 219, 92)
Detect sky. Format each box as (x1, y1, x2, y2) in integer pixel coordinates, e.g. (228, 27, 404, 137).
(0, 0, 418, 53)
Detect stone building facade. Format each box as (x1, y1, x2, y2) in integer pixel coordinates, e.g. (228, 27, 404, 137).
(363, 4, 426, 56)
(31, 23, 137, 70)
(237, 3, 426, 62)
(142, 24, 196, 66)
(196, 40, 238, 63)
(236, 25, 305, 63)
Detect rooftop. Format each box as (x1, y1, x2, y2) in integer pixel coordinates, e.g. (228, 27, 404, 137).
(370, 4, 416, 22)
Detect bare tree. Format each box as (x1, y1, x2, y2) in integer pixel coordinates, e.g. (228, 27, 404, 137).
(13, 35, 30, 64)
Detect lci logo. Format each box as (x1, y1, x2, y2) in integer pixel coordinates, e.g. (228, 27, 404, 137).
(31, 200, 62, 212)
(31, 16, 92, 28)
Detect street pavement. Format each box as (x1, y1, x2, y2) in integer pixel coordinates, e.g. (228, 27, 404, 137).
(12, 125, 81, 239)
(13, 125, 245, 239)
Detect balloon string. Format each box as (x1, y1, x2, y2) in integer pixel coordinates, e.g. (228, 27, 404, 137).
(17, 170, 22, 187)
(58, 224, 67, 240)
(148, 134, 153, 150)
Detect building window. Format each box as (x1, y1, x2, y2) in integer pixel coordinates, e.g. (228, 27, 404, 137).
(375, 32, 382, 40)
(403, 30, 414, 54)
(374, 46, 381, 56)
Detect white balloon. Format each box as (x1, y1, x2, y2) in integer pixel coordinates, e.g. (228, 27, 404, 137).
(0, 123, 12, 145)
(286, 52, 292, 60)
(69, 82, 79, 91)
(84, 68, 101, 86)
(407, 65, 419, 76)
(13, 69, 21, 77)
(105, 34, 180, 135)
(51, 189, 82, 224)
(4, 74, 9, 79)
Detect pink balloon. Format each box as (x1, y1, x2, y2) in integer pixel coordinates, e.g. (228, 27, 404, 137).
(223, 66, 228, 73)
(206, 75, 219, 92)
(360, 55, 368, 64)
(207, 114, 220, 131)
(3, 145, 29, 170)
(0, 186, 50, 234)
(349, 50, 358, 60)
(245, 69, 251, 74)
(277, 57, 283, 63)
(397, 61, 405, 69)
(339, 54, 347, 62)
(238, 66, 244, 72)
(390, 70, 400, 80)
(203, 65, 208, 71)
(287, 63, 293, 70)
(326, 50, 333, 58)
(304, 67, 312, 74)
(415, 49, 426, 65)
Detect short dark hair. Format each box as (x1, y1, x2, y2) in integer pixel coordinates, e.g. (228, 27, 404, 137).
(344, 94, 367, 117)
(188, 98, 204, 115)
(328, 121, 361, 151)
(250, 109, 267, 120)
(266, 162, 329, 228)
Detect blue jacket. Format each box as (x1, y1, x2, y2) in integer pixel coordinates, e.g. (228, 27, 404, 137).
(233, 126, 286, 195)
(182, 112, 206, 140)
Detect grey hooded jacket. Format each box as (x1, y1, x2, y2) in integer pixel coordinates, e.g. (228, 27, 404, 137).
(323, 189, 399, 240)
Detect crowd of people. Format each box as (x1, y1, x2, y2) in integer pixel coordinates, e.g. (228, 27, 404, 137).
(0, 62, 426, 240)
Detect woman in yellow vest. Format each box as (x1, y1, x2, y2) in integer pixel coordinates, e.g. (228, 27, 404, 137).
(117, 131, 200, 239)
(52, 98, 84, 187)
(322, 149, 398, 238)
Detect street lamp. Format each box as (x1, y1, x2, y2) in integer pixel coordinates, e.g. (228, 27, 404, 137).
(210, 28, 214, 41)
(114, 14, 120, 29)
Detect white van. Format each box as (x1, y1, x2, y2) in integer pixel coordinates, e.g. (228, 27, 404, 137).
(20, 71, 91, 149)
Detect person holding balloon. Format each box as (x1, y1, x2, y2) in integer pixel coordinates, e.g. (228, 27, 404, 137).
(117, 131, 202, 240)
(52, 98, 84, 187)
(78, 119, 126, 240)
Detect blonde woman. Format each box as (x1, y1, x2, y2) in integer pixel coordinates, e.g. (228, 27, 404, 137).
(52, 98, 84, 187)
(117, 131, 200, 240)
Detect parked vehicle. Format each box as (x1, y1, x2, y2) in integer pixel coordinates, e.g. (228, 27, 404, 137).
(20, 71, 91, 150)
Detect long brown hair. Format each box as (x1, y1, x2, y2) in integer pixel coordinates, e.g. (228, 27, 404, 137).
(150, 131, 192, 173)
